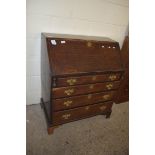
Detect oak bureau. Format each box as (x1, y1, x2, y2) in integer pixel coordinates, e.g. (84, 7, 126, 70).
(41, 33, 124, 134)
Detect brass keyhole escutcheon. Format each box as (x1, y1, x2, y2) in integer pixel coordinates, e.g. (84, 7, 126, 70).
(88, 94, 92, 99)
(87, 42, 92, 47)
(89, 85, 94, 89)
(64, 100, 73, 107)
(106, 84, 113, 90)
(62, 114, 71, 120)
(100, 105, 106, 111)
(64, 89, 74, 96)
(102, 94, 110, 100)
(67, 79, 77, 85)
(92, 76, 96, 81)
(109, 75, 117, 81)
(85, 106, 90, 110)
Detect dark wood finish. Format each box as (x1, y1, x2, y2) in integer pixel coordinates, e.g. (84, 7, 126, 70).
(115, 36, 129, 103)
(46, 38, 123, 76)
(52, 81, 120, 98)
(53, 91, 115, 111)
(53, 101, 113, 125)
(55, 73, 121, 87)
(105, 111, 112, 118)
(41, 38, 52, 122)
(41, 33, 124, 134)
(47, 126, 59, 135)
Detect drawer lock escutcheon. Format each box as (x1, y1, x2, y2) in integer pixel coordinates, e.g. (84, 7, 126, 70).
(85, 106, 90, 110)
(67, 79, 77, 85)
(92, 76, 97, 81)
(62, 114, 71, 120)
(106, 84, 113, 90)
(109, 75, 117, 81)
(89, 85, 94, 89)
(64, 100, 73, 107)
(64, 89, 74, 96)
(102, 94, 110, 100)
(87, 42, 92, 47)
(88, 94, 92, 99)
(100, 105, 106, 111)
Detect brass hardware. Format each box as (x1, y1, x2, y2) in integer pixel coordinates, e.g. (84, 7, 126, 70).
(64, 89, 74, 96)
(106, 84, 113, 90)
(100, 105, 106, 110)
(102, 94, 110, 100)
(67, 79, 77, 85)
(88, 94, 92, 99)
(89, 85, 94, 89)
(87, 42, 92, 47)
(92, 76, 97, 81)
(109, 75, 117, 81)
(62, 114, 71, 120)
(85, 106, 90, 110)
(64, 100, 73, 107)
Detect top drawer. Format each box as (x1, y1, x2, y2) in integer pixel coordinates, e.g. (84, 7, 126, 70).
(53, 73, 121, 87)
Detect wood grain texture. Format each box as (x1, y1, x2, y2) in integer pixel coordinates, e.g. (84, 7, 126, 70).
(55, 73, 121, 87)
(115, 36, 129, 103)
(53, 101, 113, 125)
(52, 81, 121, 98)
(53, 91, 115, 111)
(46, 38, 123, 76)
(41, 33, 124, 133)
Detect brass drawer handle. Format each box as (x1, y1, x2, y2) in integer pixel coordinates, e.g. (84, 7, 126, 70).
(64, 89, 74, 96)
(109, 75, 117, 81)
(102, 94, 110, 100)
(67, 79, 77, 85)
(64, 100, 73, 107)
(89, 84, 94, 89)
(62, 114, 71, 120)
(88, 94, 92, 99)
(100, 105, 106, 111)
(85, 106, 90, 110)
(106, 84, 113, 90)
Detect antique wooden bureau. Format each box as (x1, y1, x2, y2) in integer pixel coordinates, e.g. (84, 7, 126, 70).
(41, 33, 124, 134)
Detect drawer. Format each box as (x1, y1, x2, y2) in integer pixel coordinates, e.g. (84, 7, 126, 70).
(53, 91, 115, 111)
(52, 81, 120, 99)
(53, 101, 113, 125)
(54, 73, 121, 87)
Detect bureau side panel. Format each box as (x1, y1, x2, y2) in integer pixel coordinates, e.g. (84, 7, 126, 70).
(115, 36, 129, 103)
(41, 34, 52, 123)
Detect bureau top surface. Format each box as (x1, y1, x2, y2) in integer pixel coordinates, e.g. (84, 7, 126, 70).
(43, 33, 123, 76)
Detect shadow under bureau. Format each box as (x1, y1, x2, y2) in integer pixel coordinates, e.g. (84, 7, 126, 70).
(41, 33, 124, 134)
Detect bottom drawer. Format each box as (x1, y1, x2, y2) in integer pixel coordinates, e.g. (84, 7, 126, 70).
(53, 101, 113, 125)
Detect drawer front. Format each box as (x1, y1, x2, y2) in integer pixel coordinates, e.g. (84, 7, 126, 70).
(55, 73, 121, 87)
(53, 91, 115, 111)
(53, 101, 113, 125)
(52, 81, 120, 99)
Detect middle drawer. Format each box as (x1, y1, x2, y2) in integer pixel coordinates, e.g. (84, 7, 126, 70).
(53, 91, 115, 111)
(52, 81, 120, 98)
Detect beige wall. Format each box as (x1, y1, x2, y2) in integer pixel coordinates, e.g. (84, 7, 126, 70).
(26, 0, 129, 105)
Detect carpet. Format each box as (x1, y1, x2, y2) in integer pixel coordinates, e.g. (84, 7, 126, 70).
(26, 102, 129, 155)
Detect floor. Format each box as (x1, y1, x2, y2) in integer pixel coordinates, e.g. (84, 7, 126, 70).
(26, 102, 129, 155)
